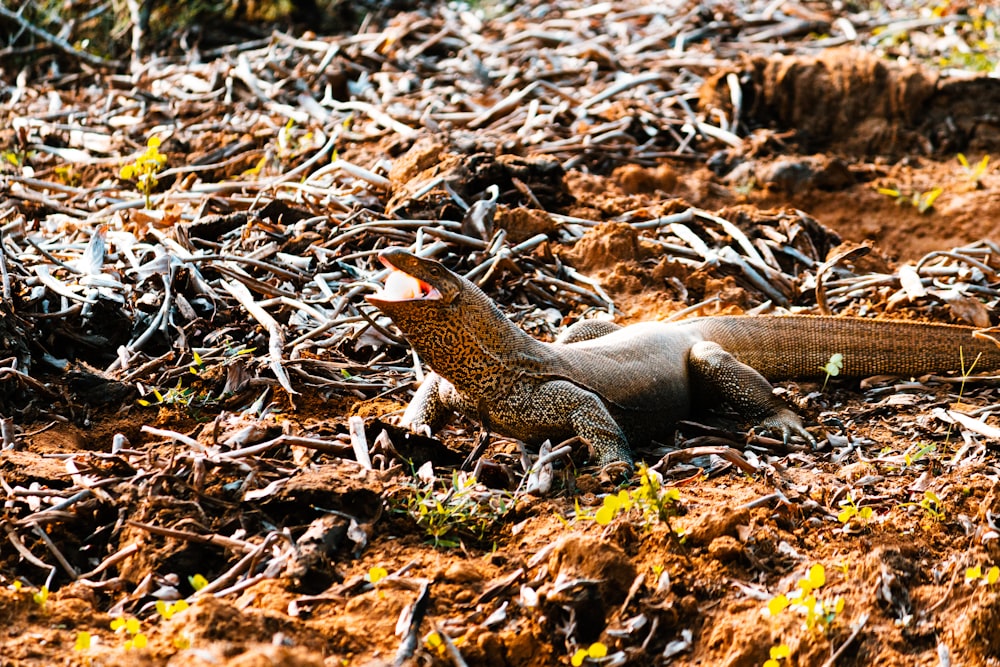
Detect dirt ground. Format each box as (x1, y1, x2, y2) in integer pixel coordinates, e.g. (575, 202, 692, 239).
(3, 2, 1000, 667)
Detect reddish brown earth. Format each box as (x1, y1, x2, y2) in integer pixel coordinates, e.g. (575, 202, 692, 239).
(3, 8, 1000, 667)
(4, 146, 1000, 666)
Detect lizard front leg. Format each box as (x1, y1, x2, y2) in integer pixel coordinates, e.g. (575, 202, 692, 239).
(688, 341, 816, 445)
(488, 380, 634, 472)
(400, 372, 472, 436)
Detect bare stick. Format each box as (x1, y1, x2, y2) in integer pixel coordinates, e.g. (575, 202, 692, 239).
(820, 613, 869, 667)
(0, 4, 123, 69)
(349, 416, 373, 469)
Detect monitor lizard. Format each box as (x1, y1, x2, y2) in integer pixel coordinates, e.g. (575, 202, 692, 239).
(367, 248, 1000, 474)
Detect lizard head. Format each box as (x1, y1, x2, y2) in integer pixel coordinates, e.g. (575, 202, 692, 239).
(366, 248, 485, 382)
(366, 247, 538, 393)
(366, 248, 463, 312)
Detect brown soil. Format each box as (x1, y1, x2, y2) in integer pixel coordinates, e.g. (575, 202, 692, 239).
(3, 6, 1000, 667)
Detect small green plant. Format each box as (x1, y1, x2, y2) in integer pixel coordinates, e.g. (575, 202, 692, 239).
(74, 631, 93, 652)
(957, 349, 982, 403)
(242, 155, 269, 178)
(965, 565, 1000, 585)
(763, 643, 791, 667)
(903, 443, 937, 467)
(110, 616, 147, 650)
(919, 491, 944, 520)
(734, 176, 757, 197)
(32, 585, 49, 608)
(2, 147, 34, 172)
(940, 50, 998, 73)
(765, 564, 844, 633)
(944, 348, 983, 443)
(957, 153, 991, 186)
(366, 566, 388, 599)
(876, 186, 943, 214)
(579, 464, 681, 533)
(392, 471, 513, 547)
(424, 631, 447, 658)
(137, 379, 193, 407)
(571, 642, 608, 666)
(141, 346, 255, 408)
(53, 164, 82, 187)
(155, 599, 189, 620)
(276, 118, 318, 160)
(153, 599, 193, 648)
(120, 136, 167, 209)
(632, 464, 682, 523)
(900, 490, 945, 521)
(137, 377, 218, 411)
(837, 493, 873, 527)
(189, 350, 205, 375)
(820, 353, 844, 391)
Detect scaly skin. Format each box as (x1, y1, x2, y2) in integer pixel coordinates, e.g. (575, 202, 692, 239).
(367, 248, 1000, 472)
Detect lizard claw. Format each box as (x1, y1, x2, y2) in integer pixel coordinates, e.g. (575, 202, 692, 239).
(598, 460, 634, 484)
(397, 414, 433, 438)
(759, 410, 818, 448)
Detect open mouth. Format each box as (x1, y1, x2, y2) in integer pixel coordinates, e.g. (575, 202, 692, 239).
(369, 259, 440, 302)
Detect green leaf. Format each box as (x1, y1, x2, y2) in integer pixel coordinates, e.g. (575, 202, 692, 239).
(822, 352, 844, 377)
(587, 642, 608, 658)
(770, 644, 791, 659)
(594, 504, 616, 526)
(807, 564, 826, 589)
(767, 594, 789, 616)
(74, 631, 92, 651)
(918, 187, 943, 213)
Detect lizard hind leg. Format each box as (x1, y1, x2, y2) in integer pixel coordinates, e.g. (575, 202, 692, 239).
(688, 341, 817, 445)
(555, 319, 623, 344)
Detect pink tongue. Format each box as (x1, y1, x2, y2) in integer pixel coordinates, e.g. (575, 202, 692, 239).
(379, 269, 426, 300)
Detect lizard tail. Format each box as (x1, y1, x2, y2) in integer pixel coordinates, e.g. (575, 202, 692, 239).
(690, 315, 1000, 380)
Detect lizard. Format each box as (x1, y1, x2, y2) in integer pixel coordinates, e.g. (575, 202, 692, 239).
(366, 247, 1000, 473)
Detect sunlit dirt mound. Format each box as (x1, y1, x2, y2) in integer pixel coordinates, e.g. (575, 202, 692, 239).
(702, 48, 1000, 156)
